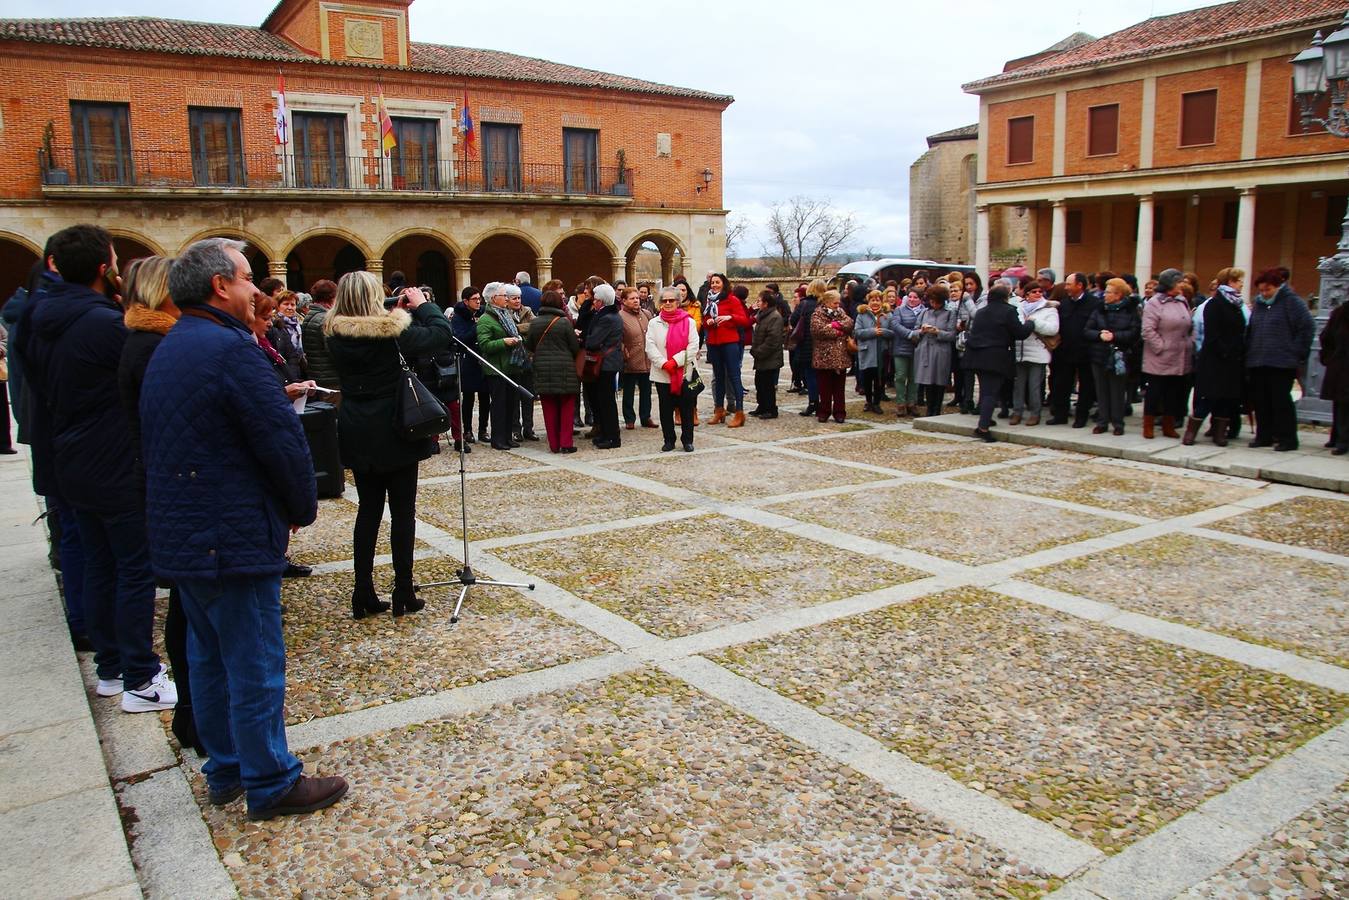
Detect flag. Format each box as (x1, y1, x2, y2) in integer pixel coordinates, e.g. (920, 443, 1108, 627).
(377, 85, 396, 155)
(274, 71, 289, 145)
(459, 92, 475, 159)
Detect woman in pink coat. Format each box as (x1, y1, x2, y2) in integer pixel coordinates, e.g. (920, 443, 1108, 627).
(1141, 268, 1194, 439)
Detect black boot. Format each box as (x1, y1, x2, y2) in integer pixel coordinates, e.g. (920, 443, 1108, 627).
(351, 587, 390, 619)
(171, 705, 206, 757)
(798, 403, 817, 417)
(391, 588, 425, 617)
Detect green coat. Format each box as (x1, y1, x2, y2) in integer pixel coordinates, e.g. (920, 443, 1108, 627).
(325, 304, 452, 473)
(301, 307, 339, 389)
(476, 306, 522, 377)
(524, 306, 580, 395)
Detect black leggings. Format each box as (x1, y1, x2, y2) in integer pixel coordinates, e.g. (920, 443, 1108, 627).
(860, 367, 883, 406)
(922, 384, 945, 417)
(352, 462, 419, 595)
(1144, 374, 1190, 418)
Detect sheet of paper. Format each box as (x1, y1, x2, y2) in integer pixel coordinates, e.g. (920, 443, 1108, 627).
(292, 393, 307, 414)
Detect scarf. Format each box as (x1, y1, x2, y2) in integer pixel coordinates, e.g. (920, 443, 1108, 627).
(124, 305, 178, 336)
(1217, 284, 1242, 307)
(660, 307, 692, 395)
(905, 293, 923, 309)
(1255, 286, 1280, 307)
(491, 303, 528, 368)
(1020, 297, 1047, 319)
(256, 332, 287, 370)
(278, 313, 302, 347)
(704, 290, 721, 321)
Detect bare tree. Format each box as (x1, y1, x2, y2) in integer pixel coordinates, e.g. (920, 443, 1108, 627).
(725, 213, 750, 261)
(761, 196, 860, 277)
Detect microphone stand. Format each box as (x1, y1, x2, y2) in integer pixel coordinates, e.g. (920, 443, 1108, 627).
(414, 331, 536, 623)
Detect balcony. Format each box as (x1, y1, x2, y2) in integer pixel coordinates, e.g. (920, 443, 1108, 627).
(37, 148, 635, 202)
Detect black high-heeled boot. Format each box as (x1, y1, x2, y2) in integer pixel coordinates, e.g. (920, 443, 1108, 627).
(391, 588, 425, 618)
(351, 588, 391, 620)
(172, 705, 206, 757)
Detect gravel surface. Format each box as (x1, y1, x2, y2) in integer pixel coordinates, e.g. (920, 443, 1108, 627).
(1187, 779, 1348, 898)
(700, 412, 871, 442)
(494, 513, 926, 638)
(1022, 533, 1349, 667)
(764, 482, 1129, 565)
(196, 671, 1058, 898)
(607, 447, 889, 502)
(289, 498, 428, 565)
(421, 447, 545, 478)
(714, 588, 1349, 854)
(956, 459, 1261, 519)
(1207, 496, 1349, 557)
(278, 560, 614, 724)
(797, 430, 1029, 474)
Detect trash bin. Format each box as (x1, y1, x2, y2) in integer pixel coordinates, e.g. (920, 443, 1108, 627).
(299, 401, 344, 499)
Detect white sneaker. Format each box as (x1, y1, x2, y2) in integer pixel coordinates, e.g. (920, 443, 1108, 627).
(121, 666, 178, 713)
(96, 675, 123, 697)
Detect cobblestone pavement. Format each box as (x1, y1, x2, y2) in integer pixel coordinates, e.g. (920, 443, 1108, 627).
(96, 379, 1349, 899)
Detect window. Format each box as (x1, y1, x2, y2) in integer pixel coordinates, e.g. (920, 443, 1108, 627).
(481, 123, 521, 192)
(1288, 78, 1332, 136)
(1007, 116, 1034, 164)
(391, 117, 438, 190)
(1087, 104, 1119, 156)
(1221, 201, 1238, 240)
(189, 107, 244, 186)
(1066, 209, 1084, 244)
(1179, 89, 1217, 147)
(563, 128, 598, 194)
(71, 101, 132, 185)
(1327, 195, 1348, 238)
(292, 111, 347, 189)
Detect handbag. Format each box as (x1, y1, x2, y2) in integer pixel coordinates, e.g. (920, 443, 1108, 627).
(394, 347, 450, 440)
(684, 366, 705, 396)
(1040, 332, 1062, 352)
(785, 316, 806, 352)
(577, 349, 604, 382)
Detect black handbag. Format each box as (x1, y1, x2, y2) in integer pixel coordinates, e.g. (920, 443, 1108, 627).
(684, 366, 705, 396)
(394, 348, 450, 440)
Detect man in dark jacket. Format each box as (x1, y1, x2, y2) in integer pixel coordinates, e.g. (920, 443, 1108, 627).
(141, 238, 344, 821)
(24, 225, 172, 710)
(789, 291, 820, 415)
(584, 283, 625, 448)
(515, 271, 541, 313)
(1246, 269, 1315, 451)
(1047, 273, 1101, 426)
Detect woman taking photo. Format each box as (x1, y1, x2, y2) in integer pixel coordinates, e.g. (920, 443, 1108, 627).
(703, 274, 751, 428)
(648, 286, 701, 451)
(324, 274, 452, 618)
(810, 289, 854, 423)
(452, 286, 489, 444)
(524, 290, 581, 453)
(1084, 277, 1140, 435)
(1140, 268, 1194, 439)
(960, 284, 1035, 441)
(913, 284, 957, 418)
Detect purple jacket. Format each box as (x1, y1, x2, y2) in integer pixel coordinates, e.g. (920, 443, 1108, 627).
(1142, 293, 1194, 376)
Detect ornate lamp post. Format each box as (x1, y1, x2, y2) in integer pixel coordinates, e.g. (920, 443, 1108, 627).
(1290, 12, 1349, 423)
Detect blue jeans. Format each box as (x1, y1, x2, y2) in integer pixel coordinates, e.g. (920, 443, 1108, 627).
(74, 507, 159, 686)
(47, 493, 87, 636)
(803, 364, 818, 405)
(178, 574, 302, 811)
(708, 342, 745, 411)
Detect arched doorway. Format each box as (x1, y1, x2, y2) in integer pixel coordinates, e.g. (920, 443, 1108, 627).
(553, 233, 613, 293)
(285, 235, 366, 293)
(624, 232, 686, 286)
(382, 233, 456, 310)
(0, 238, 39, 306)
(469, 234, 536, 289)
(112, 236, 157, 268)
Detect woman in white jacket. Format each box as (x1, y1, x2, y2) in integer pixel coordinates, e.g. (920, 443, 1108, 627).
(646, 287, 701, 452)
(1010, 282, 1060, 425)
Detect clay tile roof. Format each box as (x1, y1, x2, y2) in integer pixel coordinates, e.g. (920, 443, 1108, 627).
(926, 124, 979, 147)
(964, 0, 1345, 91)
(0, 16, 733, 103)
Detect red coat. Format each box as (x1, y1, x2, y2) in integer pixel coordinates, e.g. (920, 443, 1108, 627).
(704, 295, 752, 346)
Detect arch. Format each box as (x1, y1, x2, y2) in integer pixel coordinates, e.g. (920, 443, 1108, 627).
(465, 226, 545, 260)
(104, 228, 167, 258)
(621, 228, 687, 259)
(377, 227, 464, 260)
(469, 233, 537, 288)
(285, 232, 367, 293)
(382, 230, 458, 307)
(0, 230, 42, 256)
(552, 233, 615, 293)
(111, 234, 162, 266)
(177, 227, 276, 261)
(548, 227, 618, 259)
(280, 226, 373, 260)
(0, 235, 40, 306)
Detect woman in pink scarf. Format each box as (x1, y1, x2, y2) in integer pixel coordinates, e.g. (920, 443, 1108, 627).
(645, 286, 700, 452)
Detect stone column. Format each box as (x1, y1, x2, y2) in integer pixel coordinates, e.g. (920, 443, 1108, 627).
(611, 256, 627, 285)
(1233, 188, 1257, 303)
(975, 205, 991, 279)
(454, 258, 473, 295)
(1049, 201, 1067, 281)
(535, 257, 553, 284)
(365, 257, 384, 278)
(1134, 195, 1154, 284)
(267, 260, 288, 281)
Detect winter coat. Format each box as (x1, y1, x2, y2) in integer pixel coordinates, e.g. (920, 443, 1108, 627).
(1246, 284, 1315, 371)
(853, 308, 893, 369)
(451, 302, 487, 392)
(476, 305, 524, 377)
(704, 293, 752, 346)
(887, 303, 922, 358)
(1319, 302, 1349, 403)
(1052, 291, 1101, 364)
(524, 306, 580, 396)
(585, 304, 625, 373)
(326, 304, 453, 474)
(1015, 303, 1060, 365)
(267, 321, 306, 382)
(9, 271, 61, 487)
(1195, 293, 1247, 402)
(519, 283, 542, 313)
(1142, 293, 1194, 376)
(117, 323, 167, 494)
(26, 281, 138, 513)
(646, 314, 699, 385)
(139, 306, 317, 580)
(301, 306, 338, 389)
(913, 306, 957, 385)
(620, 306, 653, 374)
(3, 281, 40, 443)
(789, 296, 818, 356)
(750, 307, 785, 371)
(810, 305, 854, 371)
(961, 301, 1035, 379)
(1083, 300, 1140, 370)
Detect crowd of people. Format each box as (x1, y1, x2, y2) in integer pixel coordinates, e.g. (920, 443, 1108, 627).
(0, 222, 1344, 827)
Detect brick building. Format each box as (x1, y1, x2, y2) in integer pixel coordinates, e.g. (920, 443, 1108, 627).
(963, 0, 1348, 299)
(0, 0, 733, 303)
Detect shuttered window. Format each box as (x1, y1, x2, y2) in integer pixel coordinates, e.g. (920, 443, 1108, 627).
(563, 128, 598, 194)
(391, 117, 438, 190)
(1007, 116, 1034, 164)
(1087, 104, 1119, 156)
(1179, 90, 1217, 147)
(292, 112, 347, 188)
(482, 123, 521, 192)
(189, 107, 244, 186)
(71, 101, 133, 185)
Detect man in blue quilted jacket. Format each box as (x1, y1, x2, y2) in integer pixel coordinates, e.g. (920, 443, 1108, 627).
(141, 238, 346, 821)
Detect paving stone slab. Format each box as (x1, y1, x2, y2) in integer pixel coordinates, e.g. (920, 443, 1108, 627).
(0, 622, 91, 735)
(794, 427, 1031, 474)
(0, 788, 138, 899)
(605, 446, 888, 501)
(0, 719, 107, 814)
(288, 496, 431, 565)
(1205, 495, 1349, 558)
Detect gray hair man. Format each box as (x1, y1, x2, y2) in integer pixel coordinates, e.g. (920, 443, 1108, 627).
(515, 270, 542, 313)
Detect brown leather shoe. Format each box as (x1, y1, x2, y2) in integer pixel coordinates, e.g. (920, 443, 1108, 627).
(642, 419, 658, 428)
(1161, 415, 1180, 439)
(248, 775, 349, 821)
(709, 407, 727, 425)
(727, 410, 746, 428)
(1008, 414, 1022, 425)
(1025, 415, 1039, 426)
(673, 409, 682, 426)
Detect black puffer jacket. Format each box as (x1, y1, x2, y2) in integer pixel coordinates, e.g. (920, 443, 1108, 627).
(585, 304, 624, 372)
(1083, 300, 1141, 369)
(525, 306, 580, 395)
(301, 307, 338, 389)
(961, 300, 1034, 379)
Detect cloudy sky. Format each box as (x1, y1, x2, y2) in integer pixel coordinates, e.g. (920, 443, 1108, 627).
(18, 0, 1217, 258)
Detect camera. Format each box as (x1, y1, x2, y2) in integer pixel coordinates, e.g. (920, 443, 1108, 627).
(383, 285, 435, 309)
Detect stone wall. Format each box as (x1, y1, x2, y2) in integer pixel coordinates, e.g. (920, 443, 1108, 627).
(909, 137, 977, 264)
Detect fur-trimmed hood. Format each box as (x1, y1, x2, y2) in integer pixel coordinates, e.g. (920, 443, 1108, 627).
(325, 307, 411, 340)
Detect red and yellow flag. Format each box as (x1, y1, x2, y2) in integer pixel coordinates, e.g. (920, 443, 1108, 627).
(377, 86, 396, 155)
